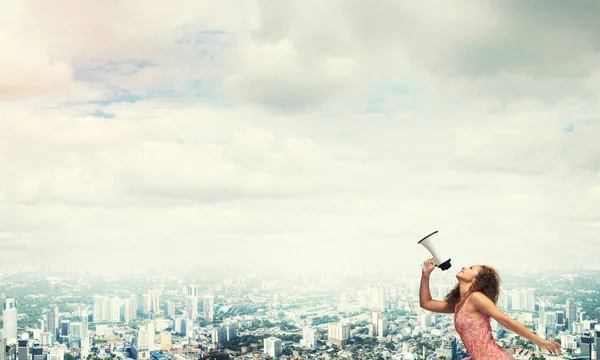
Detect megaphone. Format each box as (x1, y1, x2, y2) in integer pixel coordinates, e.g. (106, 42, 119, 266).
(418, 230, 452, 271)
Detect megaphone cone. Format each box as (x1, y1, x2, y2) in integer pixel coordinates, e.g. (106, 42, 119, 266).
(418, 231, 452, 271)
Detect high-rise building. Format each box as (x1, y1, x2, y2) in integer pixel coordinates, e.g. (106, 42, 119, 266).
(594, 331, 600, 360)
(31, 343, 43, 360)
(47, 305, 59, 342)
(580, 333, 592, 357)
(369, 286, 387, 312)
(509, 289, 535, 311)
(371, 312, 387, 338)
(3, 299, 18, 343)
(186, 296, 198, 320)
(165, 301, 176, 318)
(47, 346, 65, 360)
(225, 325, 237, 341)
(17, 336, 29, 360)
(498, 290, 510, 310)
(107, 297, 121, 322)
(440, 335, 457, 360)
(142, 291, 160, 315)
(93, 296, 105, 322)
(203, 296, 214, 322)
(566, 298, 577, 328)
(70, 322, 82, 339)
(188, 285, 198, 297)
(123, 295, 137, 323)
(302, 327, 316, 349)
(0, 337, 7, 360)
(182, 319, 193, 338)
(174, 317, 183, 334)
(80, 309, 88, 337)
(59, 320, 70, 343)
(212, 327, 227, 344)
(264, 337, 282, 358)
(327, 323, 351, 346)
(159, 332, 172, 351)
(41, 332, 52, 346)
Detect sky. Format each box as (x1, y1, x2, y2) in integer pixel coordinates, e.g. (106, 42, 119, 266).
(0, 0, 599, 274)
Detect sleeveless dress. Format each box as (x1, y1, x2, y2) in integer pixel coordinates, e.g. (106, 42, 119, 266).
(454, 293, 515, 359)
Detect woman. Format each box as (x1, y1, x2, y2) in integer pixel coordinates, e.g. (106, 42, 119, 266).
(419, 258, 562, 359)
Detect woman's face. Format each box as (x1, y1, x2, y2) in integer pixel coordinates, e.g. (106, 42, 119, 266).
(456, 265, 481, 283)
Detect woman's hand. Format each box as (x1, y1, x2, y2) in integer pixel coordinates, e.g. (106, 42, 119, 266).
(537, 339, 562, 355)
(421, 258, 436, 277)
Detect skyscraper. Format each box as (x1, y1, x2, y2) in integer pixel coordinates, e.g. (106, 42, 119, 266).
(80, 309, 88, 337)
(327, 323, 351, 346)
(188, 284, 198, 297)
(580, 332, 592, 357)
(3, 299, 17, 343)
(46, 305, 59, 343)
(0, 337, 7, 360)
(203, 295, 214, 322)
(263, 337, 282, 357)
(17, 336, 29, 360)
(59, 321, 70, 343)
(302, 327, 316, 349)
(186, 296, 198, 320)
(566, 298, 577, 328)
(165, 301, 176, 318)
(93, 296, 105, 322)
(440, 335, 457, 360)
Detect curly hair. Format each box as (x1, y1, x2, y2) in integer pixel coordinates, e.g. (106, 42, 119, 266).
(444, 265, 502, 312)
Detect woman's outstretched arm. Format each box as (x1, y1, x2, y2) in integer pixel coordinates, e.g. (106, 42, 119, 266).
(419, 258, 453, 314)
(470, 292, 562, 355)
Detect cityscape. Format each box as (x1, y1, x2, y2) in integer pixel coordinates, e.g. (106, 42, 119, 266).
(1, 265, 599, 359)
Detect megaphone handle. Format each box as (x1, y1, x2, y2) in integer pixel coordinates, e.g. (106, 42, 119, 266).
(420, 259, 437, 269)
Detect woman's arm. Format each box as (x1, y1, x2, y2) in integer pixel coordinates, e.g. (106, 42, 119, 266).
(419, 258, 453, 314)
(470, 292, 562, 354)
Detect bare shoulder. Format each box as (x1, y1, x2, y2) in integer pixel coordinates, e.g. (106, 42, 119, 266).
(469, 292, 494, 306)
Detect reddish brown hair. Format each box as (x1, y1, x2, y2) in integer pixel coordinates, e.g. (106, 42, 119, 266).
(444, 265, 501, 312)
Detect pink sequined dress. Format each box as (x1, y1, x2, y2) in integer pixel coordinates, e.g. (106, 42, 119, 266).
(454, 293, 515, 360)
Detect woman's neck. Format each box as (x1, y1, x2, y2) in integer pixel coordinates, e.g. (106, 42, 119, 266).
(459, 281, 472, 298)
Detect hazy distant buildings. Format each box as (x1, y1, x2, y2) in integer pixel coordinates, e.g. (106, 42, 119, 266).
(369, 286, 387, 312)
(3, 299, 18, 343)
(93, 295, 137, 323)
(510, 289, 535, 311)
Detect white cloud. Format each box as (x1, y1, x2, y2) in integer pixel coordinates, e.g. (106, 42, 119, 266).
(0, 0, 599, 273)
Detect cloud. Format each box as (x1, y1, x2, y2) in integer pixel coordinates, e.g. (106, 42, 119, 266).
(0, 0, 598, 273)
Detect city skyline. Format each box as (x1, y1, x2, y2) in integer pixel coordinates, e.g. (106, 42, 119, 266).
(0, 1, 599, 273)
